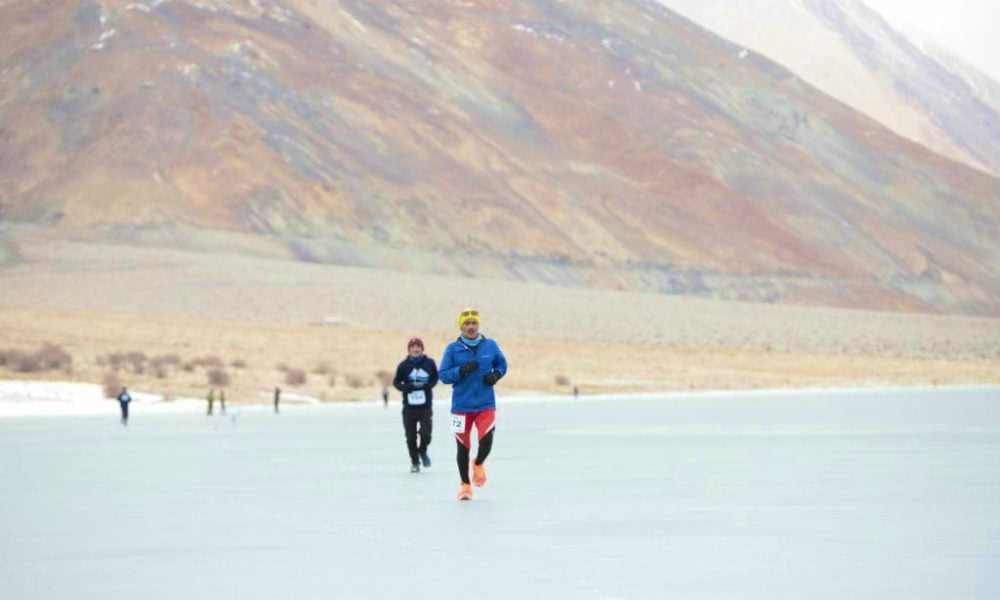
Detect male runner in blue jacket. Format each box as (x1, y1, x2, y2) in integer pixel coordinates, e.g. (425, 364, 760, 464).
(440, 308, 508, 501)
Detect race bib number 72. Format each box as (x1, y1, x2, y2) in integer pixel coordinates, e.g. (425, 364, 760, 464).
(450, 414, 466, 433)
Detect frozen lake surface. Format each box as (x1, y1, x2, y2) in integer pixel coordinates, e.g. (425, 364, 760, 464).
(2, 387, 999, 599)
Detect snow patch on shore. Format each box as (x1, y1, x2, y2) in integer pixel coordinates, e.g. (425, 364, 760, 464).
(0, 380, 202, 418)
(0, 380, 330, 418)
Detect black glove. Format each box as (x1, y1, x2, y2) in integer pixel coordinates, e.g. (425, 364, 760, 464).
(459, 360, 479, 376)
(483, 370, 501, 386)
(402, 382, 415, 393)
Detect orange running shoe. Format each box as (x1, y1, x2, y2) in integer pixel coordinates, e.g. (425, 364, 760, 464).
(472, 462, 487, 487)
(457, 483, 473, 501)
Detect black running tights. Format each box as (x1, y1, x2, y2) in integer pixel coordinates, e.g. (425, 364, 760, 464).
(456, 430, 494, 484)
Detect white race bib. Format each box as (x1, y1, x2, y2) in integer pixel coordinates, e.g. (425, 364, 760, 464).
(450, 414, 466, 433)
(408, 390, 426, 405)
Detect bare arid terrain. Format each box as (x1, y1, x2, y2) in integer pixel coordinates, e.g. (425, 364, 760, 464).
(4, 1, 999, 315)
(1, 229, 997, 403)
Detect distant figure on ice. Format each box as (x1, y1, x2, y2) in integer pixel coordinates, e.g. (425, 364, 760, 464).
(206, 389, 215, 416)
(573, 386, 579, 399)
(220, 390, 226, 415)
(393, 337, 438, 473)
(117, 387, 132, 426)
(440, 308, 507, 500)
(274, 387, 281, 413)
(381, 386, 389, 410)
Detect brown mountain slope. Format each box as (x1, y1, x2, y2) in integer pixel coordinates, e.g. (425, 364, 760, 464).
(1, 0, 998, 314)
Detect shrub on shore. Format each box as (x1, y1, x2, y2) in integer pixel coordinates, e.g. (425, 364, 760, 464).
(102, 373, 121, 399)
(313, 362, 333, 375)
(192, 355, 224, 369)
(207, 369, 230, 387)
(0, 344, 73, 374)
(375, 369, 392, 386)
(285, 369, 306, 386)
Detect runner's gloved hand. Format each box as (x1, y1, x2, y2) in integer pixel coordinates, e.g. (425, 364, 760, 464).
(402, 382, 415, 392)
(459, 360, 479, 376)
(483, 370, 501, 386)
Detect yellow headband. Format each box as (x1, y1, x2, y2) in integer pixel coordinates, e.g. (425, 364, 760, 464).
(457, 308, 480, 329)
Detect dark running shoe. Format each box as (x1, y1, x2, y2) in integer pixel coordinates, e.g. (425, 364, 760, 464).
(420, 452, 431, 468)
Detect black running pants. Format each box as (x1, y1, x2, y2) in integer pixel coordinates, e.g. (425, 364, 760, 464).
(402, 407, 433, 464)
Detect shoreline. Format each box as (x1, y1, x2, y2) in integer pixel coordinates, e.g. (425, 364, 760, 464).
(3, 378, 996, 419)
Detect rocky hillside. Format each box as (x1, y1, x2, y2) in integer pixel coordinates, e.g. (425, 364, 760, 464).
(657, 0, 1000, 176)
(1, 0, 998, 314)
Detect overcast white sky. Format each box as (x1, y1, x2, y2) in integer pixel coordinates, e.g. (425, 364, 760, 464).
(861, 0, 1000, 82)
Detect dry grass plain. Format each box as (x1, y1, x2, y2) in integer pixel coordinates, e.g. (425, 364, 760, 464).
(1, 229, 997, 403)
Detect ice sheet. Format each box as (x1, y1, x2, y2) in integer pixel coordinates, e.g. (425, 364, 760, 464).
(1, 386, 998, 599)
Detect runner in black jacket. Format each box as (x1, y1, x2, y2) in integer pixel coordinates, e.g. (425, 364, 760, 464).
(117, 387, 132, 426)
(393, 337, 439, 472)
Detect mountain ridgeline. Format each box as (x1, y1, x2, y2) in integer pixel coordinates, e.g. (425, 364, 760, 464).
(2, 0, 998, 314)
(657, 0, 1000, 177)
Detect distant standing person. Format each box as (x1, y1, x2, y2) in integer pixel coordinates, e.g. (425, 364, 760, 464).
(117, 386, 132, 426)
(274, 387, 280, 414)
(381, 386, 389, 410)
(220, 390, 226, 415)
(393, 337, 439, 473)
(440, 308, 507, 501)
(206, 389, 214, 416)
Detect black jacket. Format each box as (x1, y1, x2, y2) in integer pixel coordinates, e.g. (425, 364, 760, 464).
(392, 355, 439, 408)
